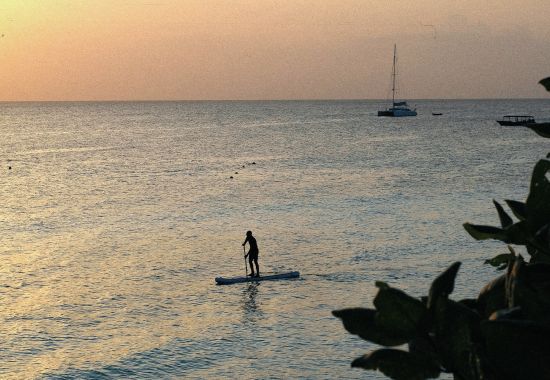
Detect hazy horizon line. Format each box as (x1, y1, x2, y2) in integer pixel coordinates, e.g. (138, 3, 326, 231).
(0, 97, 547, 103)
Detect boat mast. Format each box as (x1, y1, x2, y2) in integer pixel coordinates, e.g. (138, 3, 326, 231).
(392, 44, 396, 105)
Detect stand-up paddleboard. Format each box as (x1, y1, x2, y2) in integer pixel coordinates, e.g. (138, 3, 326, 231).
(215, 271, 300, 285)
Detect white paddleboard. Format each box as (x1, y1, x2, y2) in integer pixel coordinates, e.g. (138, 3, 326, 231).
(215, 271, 300, 285)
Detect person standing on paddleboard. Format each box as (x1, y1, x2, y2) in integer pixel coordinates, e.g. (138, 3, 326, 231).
(242, 230, 260, 277)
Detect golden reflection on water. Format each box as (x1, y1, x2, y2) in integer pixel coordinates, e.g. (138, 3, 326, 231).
(0, 226, 219, 378)
(0, 100, 545, 378)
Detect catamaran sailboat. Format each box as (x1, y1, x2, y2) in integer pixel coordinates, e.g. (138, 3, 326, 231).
(378, 45, 417, 117)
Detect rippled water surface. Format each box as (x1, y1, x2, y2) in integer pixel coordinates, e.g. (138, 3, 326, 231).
(0, 100, 548, 379)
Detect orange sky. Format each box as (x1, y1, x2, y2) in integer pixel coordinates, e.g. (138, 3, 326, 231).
(0, 0, 549, 100)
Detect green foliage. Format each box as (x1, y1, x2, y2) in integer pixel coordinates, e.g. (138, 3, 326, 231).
(373, 282, 428, 337)
(463, 158, 550, 261)
(483, 246, 516, 270)
(332, 282, 428, 347)
(484, 253, 513, 270)
(427, 262, 460, 309)
(493, 200, 513, 228)
(333, 78, 550, 379)
(334, 260, 550, 379)
(332, 308, 410, 346)
(525, 160, 550, 234)
(463, 223, 509, 241)
(504, 200, 526, 221)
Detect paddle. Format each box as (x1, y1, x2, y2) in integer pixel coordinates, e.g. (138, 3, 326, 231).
(243, 246, 248, 279)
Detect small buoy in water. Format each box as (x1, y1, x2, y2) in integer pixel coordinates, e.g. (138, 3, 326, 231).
(252, 162, 256, 165)
(230, 176, 233, 179)
(8, 166, 11, 170)
(242, 165, 245, 168)
(235, 172, 238, 174)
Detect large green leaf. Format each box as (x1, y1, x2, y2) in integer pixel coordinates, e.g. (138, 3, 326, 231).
(505, 199, 527, 221)
(427, 262, 461, 310)
(464, 221, 530, 245)
(351, 349, 441, 380)
(505, 221, 532, 245)
(493, 200, 513, 228)
(332, 308, 412, 346)
(463, 223, 506, 241)
(373, 282, 428, 339)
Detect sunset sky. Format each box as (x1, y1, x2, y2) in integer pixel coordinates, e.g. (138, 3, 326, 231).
(1, 0, 549, 101)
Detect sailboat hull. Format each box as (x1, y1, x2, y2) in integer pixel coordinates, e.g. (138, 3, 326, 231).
(392, 108, 417, 117)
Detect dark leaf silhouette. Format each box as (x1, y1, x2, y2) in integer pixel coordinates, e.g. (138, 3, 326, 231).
(463, 223, 506, 241)
(373, 282, 427, 338)
(428, 262, 461, 309)
(506, 258, 550, 322)
(539, 77, 550, 92)
(505, 200, 527, 221)
(464, 221, 529, 245)
(331, 308, 411, 346)
(333, 77, 550, 379)
(477, 274, 507, 318)
(432, 298, 481, 378)
(526, 159, 550, 233)
(484, 253, 513, 270)
(493, 200, 513, 228)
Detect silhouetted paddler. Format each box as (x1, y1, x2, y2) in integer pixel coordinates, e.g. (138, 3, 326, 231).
(242, 230, 259, 277)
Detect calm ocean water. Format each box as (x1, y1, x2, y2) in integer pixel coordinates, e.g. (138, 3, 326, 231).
(0, 99, 549, 379)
